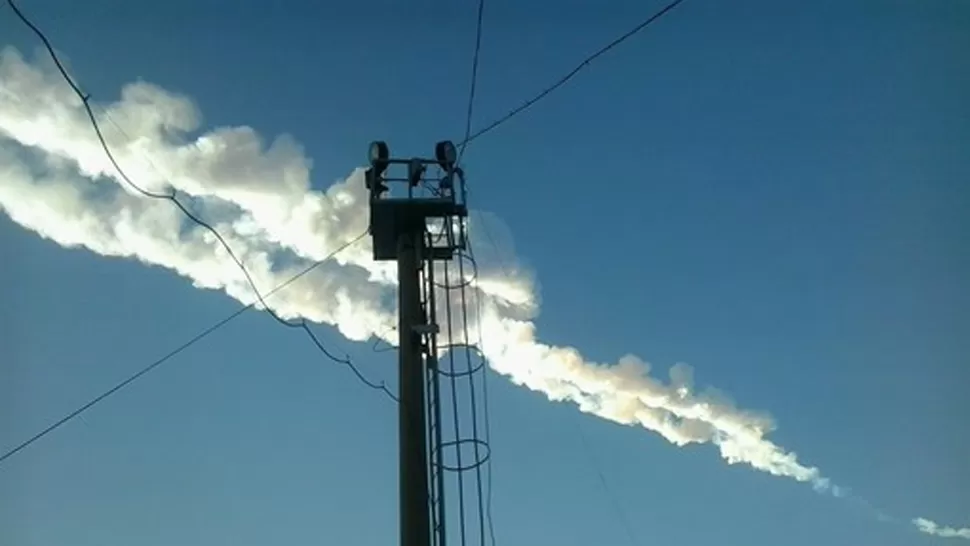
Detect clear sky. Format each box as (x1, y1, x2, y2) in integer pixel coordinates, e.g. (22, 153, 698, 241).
(1, 1, 968, 545)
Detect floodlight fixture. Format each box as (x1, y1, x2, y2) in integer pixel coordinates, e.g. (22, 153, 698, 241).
(369, 141, 390, 174)
(434, 140, 457, 171)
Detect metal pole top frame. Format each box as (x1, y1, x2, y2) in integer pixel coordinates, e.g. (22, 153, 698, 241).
(365, 140, 469, 262)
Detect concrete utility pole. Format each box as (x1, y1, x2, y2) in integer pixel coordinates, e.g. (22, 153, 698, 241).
(365, 140, 468, 546)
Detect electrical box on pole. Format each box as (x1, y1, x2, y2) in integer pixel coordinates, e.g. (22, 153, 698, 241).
(365, 140, 468, 546)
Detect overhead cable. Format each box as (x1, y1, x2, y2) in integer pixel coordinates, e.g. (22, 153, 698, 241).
(7, 0, 272, 317)
(463, 238, 498, 546)
(453, 1, 498, 540)
(460, 0, 686, 147)
(0, 232, 389, 467)
(455, 247, 489, 546)
(5, 0, 378, 396)
(457, 0, 487, 163)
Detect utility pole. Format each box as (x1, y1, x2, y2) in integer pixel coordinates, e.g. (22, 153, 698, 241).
(365, 140, 468, 546)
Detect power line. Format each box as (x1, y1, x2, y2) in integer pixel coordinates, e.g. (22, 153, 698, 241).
(10, 1, 672, 535)
(453, 1, 498, 540)
(5, 0, 342, 353)
(0, 232, 386, 467)
(440, 260, 471, 546)
(5, 0, 373, 393)
(571, 416, 642, 546)
(297, 321, 396, 401)
(449, 1, 686, 529)
(469, 219, 642, 544)
(7, 0, 254, 301)
(455, 250, 489, 546)
(464, 0, 495, 540)
(435, 249, 491, 546)
(467, 219, 639, 539)
(464, 239, 498, 546)
(460, 0, 686, 147)
(457, 0, 486, 162)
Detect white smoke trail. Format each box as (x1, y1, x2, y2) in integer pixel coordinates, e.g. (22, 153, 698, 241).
(915, 519, 970, 541)
(0, 46, 965, 539)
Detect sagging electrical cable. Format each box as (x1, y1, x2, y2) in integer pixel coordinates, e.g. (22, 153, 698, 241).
(458, 0, 686, 149)
(0, 232, 392, 467)
(456, 0, 486, 163)
(5, 0, 374, 396)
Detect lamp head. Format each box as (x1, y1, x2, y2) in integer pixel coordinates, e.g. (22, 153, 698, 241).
(434, 140, 457, 171)
(368, 141, 390, 174)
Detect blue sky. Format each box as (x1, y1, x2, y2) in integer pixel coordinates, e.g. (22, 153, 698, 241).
(1, 1, 968, 545)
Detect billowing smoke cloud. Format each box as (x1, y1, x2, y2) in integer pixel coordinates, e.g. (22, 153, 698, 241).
(0, 46, 965, 539)
(915, 519, 970, 541)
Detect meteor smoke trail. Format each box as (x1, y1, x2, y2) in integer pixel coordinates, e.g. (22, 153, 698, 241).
(0, 46, 965, 541)
(915, 519, 970, 540)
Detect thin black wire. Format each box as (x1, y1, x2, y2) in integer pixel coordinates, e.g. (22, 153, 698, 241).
(6, 0, 368, 390)
(7, 0, 346, 356)
(0, 233, 380, 467)
(451, 2, 683, 537)
(472, 211, 512, 283)
(456, 0, 486, 163)
(442, 260, 470, 546)
(468, 214, 632, 546)
(459, 0, 686, 147)
(12, 0, 656, 534)
(435, 214, 493, 546)
(572, 416, 641, 546)
(451, 35, 499, 531)
(455, 242, 488, 546)
(295, 320, 398, 402)
(423, 232, 446, 546)
(468, 223, 636, 545)
(464, 239, 497, 546)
